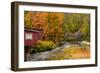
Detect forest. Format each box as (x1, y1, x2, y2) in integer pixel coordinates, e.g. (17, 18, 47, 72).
(24, 11, 90, 61)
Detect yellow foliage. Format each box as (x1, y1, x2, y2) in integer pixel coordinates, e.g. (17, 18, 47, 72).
(47, 45, 90, 60)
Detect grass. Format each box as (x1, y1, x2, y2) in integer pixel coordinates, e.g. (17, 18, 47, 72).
(47, 44, 90, 60)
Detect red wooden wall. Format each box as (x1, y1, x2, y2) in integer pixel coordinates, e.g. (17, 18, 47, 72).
(24, 29, 43, 47)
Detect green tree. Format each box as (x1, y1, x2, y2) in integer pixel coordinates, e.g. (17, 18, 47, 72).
(63, 13, 90, 41)
(80, 14, 90, 41)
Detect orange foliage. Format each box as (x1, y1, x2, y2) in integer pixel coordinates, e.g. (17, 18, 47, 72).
(24, 11, 64, 44)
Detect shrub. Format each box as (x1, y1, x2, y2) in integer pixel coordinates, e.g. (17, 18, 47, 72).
(31, 40, 56, 53)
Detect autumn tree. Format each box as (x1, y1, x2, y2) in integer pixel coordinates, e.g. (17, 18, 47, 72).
(24, 11, 34, 27)
(46, 12, 64, 44)
(24, 11, 65, 44)
(24, 11, 48, 39)
(31, 12, 49, 40)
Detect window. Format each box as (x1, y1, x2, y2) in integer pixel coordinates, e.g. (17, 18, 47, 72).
(25, 33, 32, 40)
